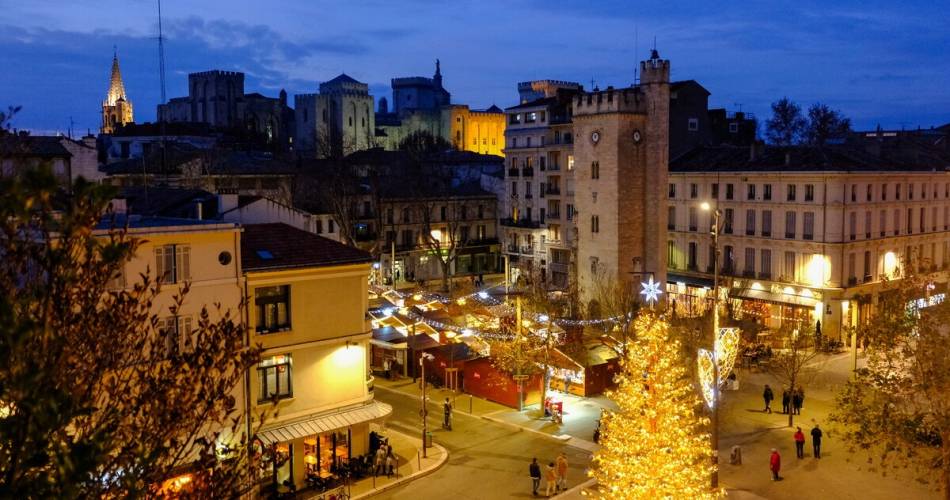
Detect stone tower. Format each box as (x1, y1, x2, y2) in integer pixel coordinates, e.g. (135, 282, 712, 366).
(573, 49, 670, 305)
(101, 51, 134, 134)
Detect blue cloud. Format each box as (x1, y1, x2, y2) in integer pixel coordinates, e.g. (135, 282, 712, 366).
(2, 1, 949, 133)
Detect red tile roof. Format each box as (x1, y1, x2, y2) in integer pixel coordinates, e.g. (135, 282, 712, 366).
(241, 223, 371, 272)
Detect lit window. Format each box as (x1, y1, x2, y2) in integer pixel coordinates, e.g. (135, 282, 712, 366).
(258, 355, 292, 402)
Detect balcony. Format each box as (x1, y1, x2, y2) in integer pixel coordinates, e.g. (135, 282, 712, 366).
(522, 167, 534, 177)
(758, 272, 772, 280)
(525, 193, 533, 199)
(506, 243, 518, 253)
(521, 246, 535, 255)
(548, 211, 561, 219)
(548, 163, 561, 172)
(508, 168, 519, 177)
(762, 231, 771, 237)
(545, 185, 561, 196)
(848, 276, 858, 286)
(500, 217, 542, 229)
(742, 270, 756, 278)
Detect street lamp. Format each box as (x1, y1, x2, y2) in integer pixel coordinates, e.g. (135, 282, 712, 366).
(419, 352, 435, 457)
(700, 201, 721, 489)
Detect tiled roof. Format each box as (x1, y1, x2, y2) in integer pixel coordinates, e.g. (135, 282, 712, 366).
(241, 223, 371, 272)
(324, 73, 362, 86)
(0, 135, 71, 158)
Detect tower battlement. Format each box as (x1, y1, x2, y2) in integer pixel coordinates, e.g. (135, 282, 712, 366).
(573, 86, 647, 116)
(190, 70, 244, 78)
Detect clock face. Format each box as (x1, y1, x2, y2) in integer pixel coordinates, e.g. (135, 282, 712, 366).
(633, 130, 642, 143)
(591, 131, 601, 144)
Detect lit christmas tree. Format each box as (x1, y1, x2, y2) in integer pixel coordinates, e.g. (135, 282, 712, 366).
(591, 313, 720, 499)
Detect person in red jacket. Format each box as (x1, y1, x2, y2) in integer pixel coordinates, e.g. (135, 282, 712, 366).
(794, 427, 806, 459)
(769, 448, 782, 481)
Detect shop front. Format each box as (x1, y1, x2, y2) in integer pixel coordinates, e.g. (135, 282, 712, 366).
(256, 400, 392, 493)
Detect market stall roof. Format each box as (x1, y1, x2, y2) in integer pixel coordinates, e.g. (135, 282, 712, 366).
(730, 288, 819, 308)
(372, 326, 406, 344)
(407, 333, 441, 351)
(547, 347, 585, 372)
(258, 401, 392, 445)
(587, 344, 620, 366)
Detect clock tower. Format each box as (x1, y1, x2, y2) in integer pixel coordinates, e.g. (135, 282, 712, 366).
(573, 49, 670, 305)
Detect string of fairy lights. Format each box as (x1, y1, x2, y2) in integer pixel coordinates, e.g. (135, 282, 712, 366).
(369, 282, 624, 341)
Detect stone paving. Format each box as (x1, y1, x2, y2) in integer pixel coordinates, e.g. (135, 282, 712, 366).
(375, 350, 942, 499)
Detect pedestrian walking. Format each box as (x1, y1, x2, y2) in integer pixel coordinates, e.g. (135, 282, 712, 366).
(556, 452, 568, 491)
(730, 445, 743, 465)
(374, 445, 386, 476)
(545, 462, 557, 497)
(794, 427, 805, 459)
(763, 384, 774, 413)
(792, 388, 803, 415)
(443, 397, 453, 430)
(781, 387, 791, 414)
(797, 386, 806, 414)
(529, 458, 542, 496)
(385, 448, 396, 477)
(811, 424, 823, 458)
(769, 448, 782, 481)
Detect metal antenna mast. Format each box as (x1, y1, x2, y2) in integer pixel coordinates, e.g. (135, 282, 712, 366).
(157, 0, 167, 186)
(157, 0, 167, 106)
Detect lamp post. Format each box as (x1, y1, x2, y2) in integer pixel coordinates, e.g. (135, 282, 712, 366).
(420, 352, 434, 457)
(701, 201, 721, 490)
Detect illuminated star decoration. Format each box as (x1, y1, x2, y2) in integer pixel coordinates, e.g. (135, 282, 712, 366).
(697, 327, 741, 408)
(640, 277, 663, 305)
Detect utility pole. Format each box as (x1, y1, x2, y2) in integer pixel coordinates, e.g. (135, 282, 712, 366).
(420, 352, 434, 457)
(711, 209, 721, 490)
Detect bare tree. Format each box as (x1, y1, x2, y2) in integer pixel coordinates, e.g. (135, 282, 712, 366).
(768, 325, 821, 427)
(0, 166, 262, 497)
(588, 267, 640, 358)
(831, 274, 950, 498)
(416, 189, 471, 292)
(765, 97, 806, 146)
(804, 103, 852, 146)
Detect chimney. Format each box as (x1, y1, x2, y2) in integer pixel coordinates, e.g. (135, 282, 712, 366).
(218, 192, 239, 214)
(784, 151, 791, 167)
(109, 197, 128, 215)
(195, 200, 203, 220)
(749, 142, 757, 161)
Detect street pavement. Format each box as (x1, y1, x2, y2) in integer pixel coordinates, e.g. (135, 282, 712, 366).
(372, 387, 592, 499)
(714, 352, 939, 500)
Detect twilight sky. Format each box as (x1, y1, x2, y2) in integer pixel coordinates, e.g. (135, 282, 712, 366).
(2, 0, 949, 135)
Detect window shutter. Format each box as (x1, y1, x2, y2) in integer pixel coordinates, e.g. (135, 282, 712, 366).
(179, 316, 194, 352)
(155, 247, 165, 283)
(177, 245, 191, 282)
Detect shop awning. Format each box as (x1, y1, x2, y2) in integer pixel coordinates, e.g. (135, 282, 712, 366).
(258, 401, 393, 445)
(730, 288, 819, 308)
(668, 273, 715, 288)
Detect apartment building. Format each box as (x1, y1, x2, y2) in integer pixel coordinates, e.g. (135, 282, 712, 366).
(667, 144, 950, 341)
(502, 81, 582, 287)
(241, 223, 389, 492)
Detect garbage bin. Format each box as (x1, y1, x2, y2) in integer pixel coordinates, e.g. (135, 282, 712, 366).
(425, 431, 433, 448)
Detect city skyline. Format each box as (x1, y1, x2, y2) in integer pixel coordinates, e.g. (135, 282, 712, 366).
(2, 0, 949, 135)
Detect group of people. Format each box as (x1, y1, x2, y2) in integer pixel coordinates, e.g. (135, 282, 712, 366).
(762, 384, 805, 415)
(373, 440, 398, 478)
(529, 453, 569, 497)
(769, 424, 824, 480)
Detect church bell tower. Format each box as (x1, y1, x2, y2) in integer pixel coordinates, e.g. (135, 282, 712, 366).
(101, 49, 134, 134)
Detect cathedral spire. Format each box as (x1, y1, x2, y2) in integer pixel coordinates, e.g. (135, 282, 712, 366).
(106, 51, 128, 106)
(101, 49, 134, 134)
(433, 58, 443, 88)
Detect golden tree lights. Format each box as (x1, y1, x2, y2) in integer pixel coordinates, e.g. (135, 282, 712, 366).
(591, 314, 721, 499)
